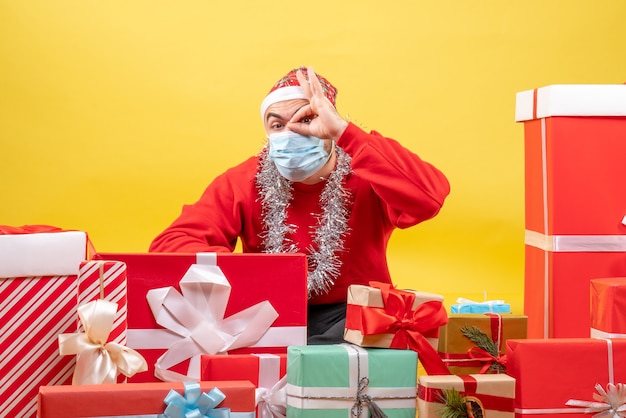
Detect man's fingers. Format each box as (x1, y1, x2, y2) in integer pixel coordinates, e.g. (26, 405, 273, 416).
(295, 69, 311, 98)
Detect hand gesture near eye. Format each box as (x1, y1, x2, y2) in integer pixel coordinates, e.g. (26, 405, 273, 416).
(286, 66, 348, 141)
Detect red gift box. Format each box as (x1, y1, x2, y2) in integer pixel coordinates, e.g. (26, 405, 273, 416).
(516, 85, 626, 338)
(344, 282, 450, 375)
(37, 380, 256, 418)
(506, 338, 626, 418)
(93, 252, 308, 382)
(201, 353, 287, 418)
(0, 228, 91, 418)
(591, 277, 626, 338)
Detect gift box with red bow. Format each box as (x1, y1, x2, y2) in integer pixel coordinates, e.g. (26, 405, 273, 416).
(516, 84, 626, 338)
(344, 281, 450, 375)
(417, 374, 515, 418)
(591, 277, 626, 339)
(506, 337, 626, 418)
(201, 353, 287, 418)
(0, 225, 91, 418)
(37, 380, 256, 417)
(438, 313, 527, 375)
(93, 252, 308, 382)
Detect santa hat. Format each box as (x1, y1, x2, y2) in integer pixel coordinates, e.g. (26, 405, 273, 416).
(260, 66, 338, 120)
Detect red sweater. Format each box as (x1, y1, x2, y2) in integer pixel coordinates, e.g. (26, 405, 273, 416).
(150, 123, 450, 304)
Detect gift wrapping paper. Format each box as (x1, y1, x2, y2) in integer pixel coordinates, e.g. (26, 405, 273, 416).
(591, 277, 626, 338)
(438, 313, 527, 375)
(201, 353, 287, 417)
(0, 229, 89, 418)
(506, 337, 626, 418)
(451, 298, 511, 314)
(77, 260, 127, 346)
(344, 282, 450, 375)
(286, 344, 417, 418)
(37, 380, 256, 417)
(93, 252, 308, 382)
(417, 374, 515, 418)
(0, 228, 88, 278)
(516, 85, 626, 338)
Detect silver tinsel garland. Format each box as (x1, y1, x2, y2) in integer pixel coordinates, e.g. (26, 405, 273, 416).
(256, 146, 353, 297)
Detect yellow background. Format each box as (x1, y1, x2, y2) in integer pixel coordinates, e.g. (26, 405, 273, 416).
(2, 1, 625, 314)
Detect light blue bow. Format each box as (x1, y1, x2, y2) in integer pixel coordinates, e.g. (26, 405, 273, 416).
(164, 382, 231, 418)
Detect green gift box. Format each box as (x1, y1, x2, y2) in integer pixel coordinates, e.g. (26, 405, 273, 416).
(286, 344, 417, 418)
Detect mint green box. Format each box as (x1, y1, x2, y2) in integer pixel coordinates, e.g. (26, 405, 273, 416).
(286, 344, 417, 418)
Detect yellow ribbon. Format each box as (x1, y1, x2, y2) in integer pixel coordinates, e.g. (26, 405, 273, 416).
(58, 299, 148, 385)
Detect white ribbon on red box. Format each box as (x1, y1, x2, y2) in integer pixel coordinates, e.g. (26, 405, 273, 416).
(138, 255, 280, 382)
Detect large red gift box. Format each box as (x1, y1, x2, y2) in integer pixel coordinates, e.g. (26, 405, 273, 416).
(591, 277, 626, 338)
(0, 227, 89, 418)
(506, 338, 626, 418)
(93, 252, 308, 382)
(37, 380, 256, 417)
(201, 353, 287, 417)
(515, 84, 626, 338)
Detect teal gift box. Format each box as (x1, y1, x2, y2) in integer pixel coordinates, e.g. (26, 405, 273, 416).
(286, 344, 417, 418)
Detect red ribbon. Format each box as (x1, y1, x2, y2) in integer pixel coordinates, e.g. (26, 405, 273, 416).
(0, 225, 64, 234)
(466, 347, 507, 374)
(352, 282, 451, 375)
(417, 375, 514, 412)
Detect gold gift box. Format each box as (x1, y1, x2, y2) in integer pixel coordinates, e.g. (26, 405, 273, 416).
(438, 313, 527, 374)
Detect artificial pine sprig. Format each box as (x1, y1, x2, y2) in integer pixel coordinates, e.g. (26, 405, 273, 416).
(438, 388, 467, 418)
(460, 325, 506, 373)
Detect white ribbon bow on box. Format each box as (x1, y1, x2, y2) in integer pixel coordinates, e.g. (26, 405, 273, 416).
(58, 299, 148, 385)
(146, 263, 279, 382)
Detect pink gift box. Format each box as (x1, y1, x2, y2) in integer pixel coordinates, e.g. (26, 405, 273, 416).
(93, 252, 308, 382)
(516, 85, 626, 338)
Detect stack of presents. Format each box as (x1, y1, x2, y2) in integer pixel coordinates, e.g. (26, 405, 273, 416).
(1, 84, 625, 418)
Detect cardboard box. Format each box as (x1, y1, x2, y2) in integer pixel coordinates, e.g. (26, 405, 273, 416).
(515, 84, 626, 338)
(344, 282, 449, 375)
(0, 229, 89, 418)
(418, 374, 515, 418)
(201, 353, 287, 417)
(37, 380, 255, 418)
(286, 344, 417, 417)
(93, 252, 308, 382)
(506, 338, 626, 418)
(438, 313, 527, 375)
(591, 277, 626, 338)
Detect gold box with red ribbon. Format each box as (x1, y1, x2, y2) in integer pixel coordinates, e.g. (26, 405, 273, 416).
(506, 337, 626, 418)
(0, 226, 92, 418)
(516, 84, 626, 339)
(418, 374, 515, 418)
(591, 277, 626, 339)
(438, 313, 527, 375)
(37, 380, 256, 417)
(201, 353, 287, 418)
(93, 252, 308, 382)
(344, 281, 450, 375)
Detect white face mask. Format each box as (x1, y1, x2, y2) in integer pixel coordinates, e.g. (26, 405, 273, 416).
(268, 131, 331, 182)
